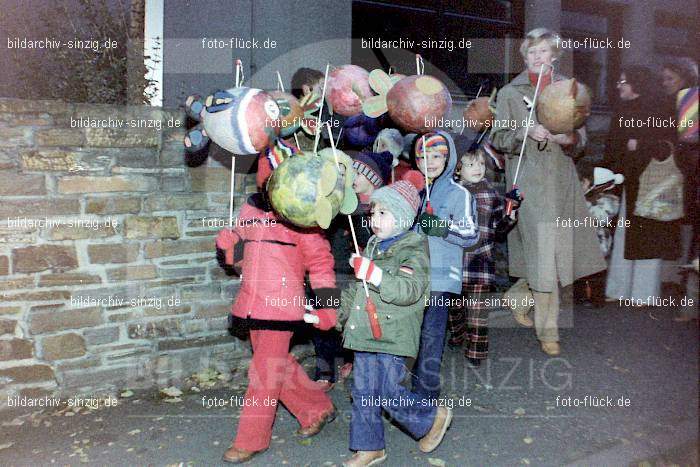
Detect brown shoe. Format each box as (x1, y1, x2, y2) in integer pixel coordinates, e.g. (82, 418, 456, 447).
(418, 406, 453, 453)
(342, 449, 387, 467)
(540, 341, 560, 356)
(513, 310, 534, 327)
(296, 406, 336, 438)
(222, 445, 264, 464)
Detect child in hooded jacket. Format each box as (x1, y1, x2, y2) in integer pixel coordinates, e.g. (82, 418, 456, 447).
(410, 131, 479, 400)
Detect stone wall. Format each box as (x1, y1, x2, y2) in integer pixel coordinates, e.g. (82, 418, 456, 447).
(0, 98, 255, 408)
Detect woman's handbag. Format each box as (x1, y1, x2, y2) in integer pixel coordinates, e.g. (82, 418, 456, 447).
(634, 141, 684, 221)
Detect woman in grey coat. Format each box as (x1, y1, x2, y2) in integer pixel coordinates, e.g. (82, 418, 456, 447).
(491, 28, 606, 356)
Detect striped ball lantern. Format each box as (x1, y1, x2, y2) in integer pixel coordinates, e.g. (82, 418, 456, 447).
(201, 87, 281, 155)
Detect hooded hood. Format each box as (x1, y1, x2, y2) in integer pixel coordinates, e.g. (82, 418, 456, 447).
(410, 130, 458, 189)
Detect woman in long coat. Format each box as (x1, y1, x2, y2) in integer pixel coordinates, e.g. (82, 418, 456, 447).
(604, 66, 684, 301)
(491, 28, 606, 356)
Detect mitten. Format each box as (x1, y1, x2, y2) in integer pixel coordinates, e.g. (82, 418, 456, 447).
(495, 215, 518, 240)
(350, 254, 383, 286)
(505, 187, 523, 204)
(417, 212, 448, 237)
(215, 229, 243, 265)
(313, 308, 337, 331)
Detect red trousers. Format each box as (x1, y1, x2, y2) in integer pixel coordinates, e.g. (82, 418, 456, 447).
(233, 329, 333, 451)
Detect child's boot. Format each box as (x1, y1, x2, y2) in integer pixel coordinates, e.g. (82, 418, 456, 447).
(342, 449, 387, 466)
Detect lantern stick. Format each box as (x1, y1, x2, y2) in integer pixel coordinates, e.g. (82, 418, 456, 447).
(234, 59, 243, 88)
(326, 121, 370, 299)
(276, 71, 285, 92)
(415, 54, 424, 75)
(228, 156, 236, 227)
(475, 127, 488, 145)
(228, 60, 245, 227)
(313, 63, 331, 154)
(511, 63, 547, 187)
(421, 135, 430, 203)
(461, 85, 484, 135)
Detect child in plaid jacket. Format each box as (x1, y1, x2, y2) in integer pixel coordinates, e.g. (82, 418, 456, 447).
(448, 148, 505, 366)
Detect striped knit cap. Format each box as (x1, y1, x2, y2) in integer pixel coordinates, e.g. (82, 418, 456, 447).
(352, 151, 392, 187)
(414, 133, 449, 158)
(370, 179, 421, 233)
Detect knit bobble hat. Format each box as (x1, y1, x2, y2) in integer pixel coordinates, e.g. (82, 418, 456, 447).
(370, 170, 425, 234)
(352, 150, 393, 187)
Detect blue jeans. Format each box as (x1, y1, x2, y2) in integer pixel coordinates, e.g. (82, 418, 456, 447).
(350, 352, 436, 451)
(411, 291, 449, 400)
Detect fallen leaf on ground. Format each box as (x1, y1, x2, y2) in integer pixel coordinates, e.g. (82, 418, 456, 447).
(120, 390, 134, 398)
(298, 438, 312, 446)
(428, 458, 446, 466)
(2, 417, 25, 426)
(514, 407, 526, 416)
(523, 436, 533, 444)
(164, 397, 183, 403)
(0, 442, 14, 451)
(160, 387, 183, 398)
(128, 429, 141, 435)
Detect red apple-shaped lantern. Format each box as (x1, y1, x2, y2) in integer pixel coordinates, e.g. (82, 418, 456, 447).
(326, 65, 372, 117)
(386, 75, 452, 133)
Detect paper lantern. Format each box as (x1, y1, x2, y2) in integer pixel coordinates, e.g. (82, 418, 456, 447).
(269, 91, 304, 138)
(536, 79, 591, 135)
(463, 89, 496, 132)
(326, 65, 372, 117)
(385, 75, 452, 133)
(268, 149, 357, 228)
(199, 87, 280, 155)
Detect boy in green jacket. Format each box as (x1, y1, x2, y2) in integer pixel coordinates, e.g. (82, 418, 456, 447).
(338, 174, 453, 467)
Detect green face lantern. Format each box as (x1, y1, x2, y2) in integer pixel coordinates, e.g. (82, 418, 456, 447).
(267, 148, 358, 229)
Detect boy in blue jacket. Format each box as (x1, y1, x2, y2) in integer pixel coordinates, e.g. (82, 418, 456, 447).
(411, 131, 479, 400)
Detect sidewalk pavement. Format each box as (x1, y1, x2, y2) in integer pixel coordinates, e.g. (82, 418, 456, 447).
(1, 302, 697, 466)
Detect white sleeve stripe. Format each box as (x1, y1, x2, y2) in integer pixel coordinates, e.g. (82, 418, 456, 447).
(449, 180, 477, 235)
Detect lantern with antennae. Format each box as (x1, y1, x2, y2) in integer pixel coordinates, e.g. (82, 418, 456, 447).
(267, 149, 358, 229)
(326, 65, 373, 117)
(362, 69, 452, 133)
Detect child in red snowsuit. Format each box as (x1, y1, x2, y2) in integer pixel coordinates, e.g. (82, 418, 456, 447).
(215, 191, 339, 464)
